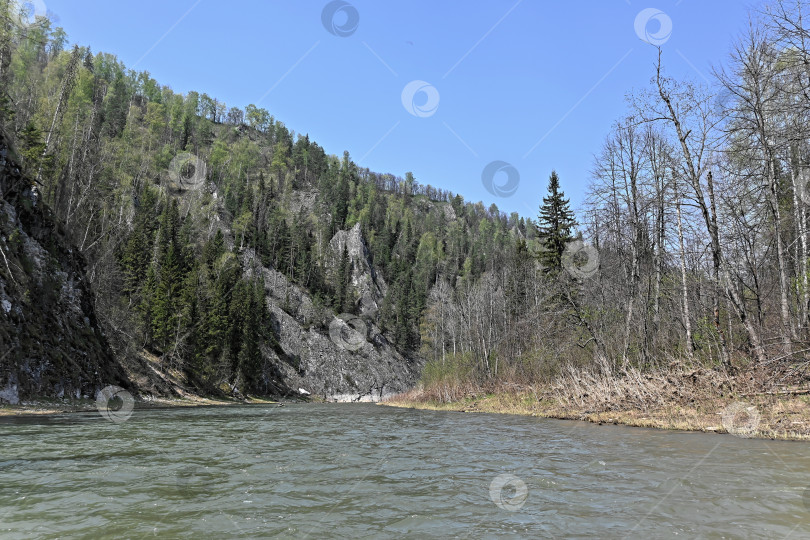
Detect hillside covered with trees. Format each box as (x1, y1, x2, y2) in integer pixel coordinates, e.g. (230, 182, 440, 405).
(2, 0, 810, 421)
(0, 0, 545, 400)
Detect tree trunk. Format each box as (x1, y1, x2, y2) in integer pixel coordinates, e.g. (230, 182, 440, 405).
(676, 201, 694, 358)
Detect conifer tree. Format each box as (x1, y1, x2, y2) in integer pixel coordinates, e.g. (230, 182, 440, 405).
(140, 265, 157, 342)
(177, 265, 200, 370)
(103, 73, 130, 138)
(536, 170, 577, 273)
(237, 281, 266, 390)
(19, 122, 44, 170)
(390, 269, 417, 350)
(152, 242, 183, 350)
(336, 244, 352, 312)
(203, 229, 225, 269)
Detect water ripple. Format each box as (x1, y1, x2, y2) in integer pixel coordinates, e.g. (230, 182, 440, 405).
(1, 403, 809, 538)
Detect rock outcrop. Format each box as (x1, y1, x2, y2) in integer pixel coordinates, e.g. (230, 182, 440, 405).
(242, 247, 420, 401)
(0, 125, 419, 404)
(328, 222, 387, 317)
(0, 134, 130, 403)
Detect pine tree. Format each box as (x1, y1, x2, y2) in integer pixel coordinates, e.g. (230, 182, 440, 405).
(536, 170, 577, 273)
(148, 200, 185, 351)
(156, 199, 181, 259)
(307, 240, 325, 297)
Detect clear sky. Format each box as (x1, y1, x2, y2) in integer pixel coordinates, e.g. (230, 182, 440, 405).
(41, 0, 756, 218)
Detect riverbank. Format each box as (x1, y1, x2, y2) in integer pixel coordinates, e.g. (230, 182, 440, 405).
(0, 395, 284, 417)
(383, 380, 810, 441)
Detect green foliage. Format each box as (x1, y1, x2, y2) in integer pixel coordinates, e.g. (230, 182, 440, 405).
(336, 244, 352, 312)
(18, 122, 45, 171)
(0, 10, 547, 393)
(536, 170, 577, 273)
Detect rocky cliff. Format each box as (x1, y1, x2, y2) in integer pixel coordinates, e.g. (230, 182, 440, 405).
(329, 222, 388, 318)
(0, 134, 130, 404)
(242, 228, 421, 401)
(0, 129, 421, 404)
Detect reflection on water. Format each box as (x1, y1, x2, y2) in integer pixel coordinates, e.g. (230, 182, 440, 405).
(1, 403, 809, 538)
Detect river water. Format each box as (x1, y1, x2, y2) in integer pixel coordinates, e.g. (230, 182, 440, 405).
(1, 403, 809, 538)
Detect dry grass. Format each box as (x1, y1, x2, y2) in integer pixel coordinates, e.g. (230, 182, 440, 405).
(383, 365, 810, 441)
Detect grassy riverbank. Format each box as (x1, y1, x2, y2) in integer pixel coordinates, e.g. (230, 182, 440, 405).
(383, 370, 810, 441)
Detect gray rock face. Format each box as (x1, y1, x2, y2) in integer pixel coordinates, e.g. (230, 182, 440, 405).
(441, 202, 457, 222)
(0, 135, 130, 403)
(267, 303, 417, 401)
(328, 223, 387, 317)
(242, 235, 420, 402)
(0, 117, 419, 403)
(287, 189, 319, 217)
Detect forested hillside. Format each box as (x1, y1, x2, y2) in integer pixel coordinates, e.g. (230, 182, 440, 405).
(0, 1, 542, 400)
(2, 0, 810, 407)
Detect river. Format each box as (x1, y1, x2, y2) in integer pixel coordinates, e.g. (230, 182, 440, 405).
(1, 403, 808, 538)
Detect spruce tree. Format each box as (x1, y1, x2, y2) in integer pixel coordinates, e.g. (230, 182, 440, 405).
(203, 230, 225, 269)
(536, 170, 577, 273)
(103, 74, 130, 137)
(152, 242, 182, 350)
(140, 265, 157, 342)
(237, 281, 265, 392)
(201, 269, 229, 379)
(227, 279, 251, 374)
(19, 122, 45, 170)
(121, 227, 147, 295)
(178, 265, 200, 371)
(336, 244, 352, 312)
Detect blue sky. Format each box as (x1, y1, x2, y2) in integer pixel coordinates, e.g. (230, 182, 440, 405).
(42, 0, 756, 218)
